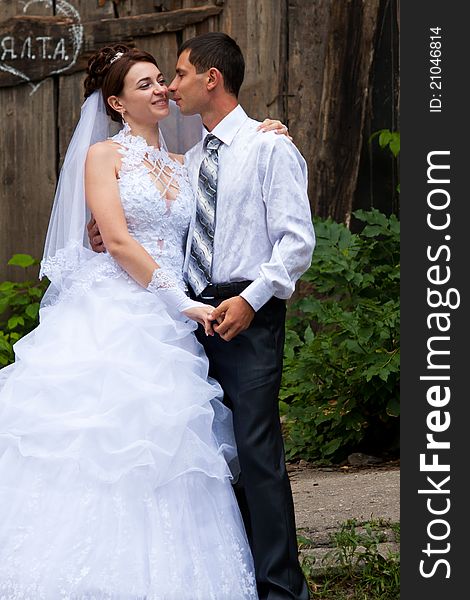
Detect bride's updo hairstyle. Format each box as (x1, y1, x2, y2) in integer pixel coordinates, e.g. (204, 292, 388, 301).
(84, 43, 159, 122)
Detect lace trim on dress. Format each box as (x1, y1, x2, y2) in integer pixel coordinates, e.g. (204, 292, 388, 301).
(39, 242, 131, 307)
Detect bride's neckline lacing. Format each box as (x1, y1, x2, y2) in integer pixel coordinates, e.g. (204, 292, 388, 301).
(111, 128, 186, 201)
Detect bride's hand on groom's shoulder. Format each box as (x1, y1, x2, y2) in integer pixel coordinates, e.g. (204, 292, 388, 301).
(257, 119, 293, 142)
(211, 297, 255, 342)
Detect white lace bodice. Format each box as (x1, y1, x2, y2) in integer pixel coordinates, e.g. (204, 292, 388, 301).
(112, 128, 194, 289)
(40, 128, 194, 305)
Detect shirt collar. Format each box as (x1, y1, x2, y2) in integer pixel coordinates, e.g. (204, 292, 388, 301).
(202, 104, 248, 147)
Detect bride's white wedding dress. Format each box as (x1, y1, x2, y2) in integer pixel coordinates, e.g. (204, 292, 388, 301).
(0, 129, 258, 599)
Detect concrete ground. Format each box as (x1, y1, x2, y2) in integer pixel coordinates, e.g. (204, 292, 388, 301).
(289, 462, 400, 573)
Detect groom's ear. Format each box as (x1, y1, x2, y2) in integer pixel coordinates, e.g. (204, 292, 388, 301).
(206, 67, 223, 92)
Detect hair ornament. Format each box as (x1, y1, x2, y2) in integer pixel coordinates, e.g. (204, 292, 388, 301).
(110, 51, 124, 64)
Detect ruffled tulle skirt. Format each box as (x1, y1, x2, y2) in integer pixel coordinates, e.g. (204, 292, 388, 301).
(0, 270, 257, 599)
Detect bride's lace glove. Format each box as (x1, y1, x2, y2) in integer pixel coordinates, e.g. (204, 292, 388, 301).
(147, 268, 199, 313)
(147, 269, 215, 335)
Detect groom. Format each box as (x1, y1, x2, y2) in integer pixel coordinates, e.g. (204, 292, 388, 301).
(170, 33, 314, 600)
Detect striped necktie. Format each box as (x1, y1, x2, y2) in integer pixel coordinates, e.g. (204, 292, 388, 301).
(188, 134, 223, 296)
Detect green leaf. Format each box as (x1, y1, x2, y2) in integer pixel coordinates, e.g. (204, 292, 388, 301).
(7, 316, 25, 330)
(10, 295, 30, 307)
(304, 326, 315, 344)
(7, 254, 37, 268)
(28, 286, 46, 298)
(370, 129, 400, 158)
(0, 335, 12, 352)
(388, 215, 400, 235)
(25, 303, 40, 320)
(323, 438, 342, 456)
(378, 130, 392, 149)
(368, 129, 385, 145)
(361, 225, 386, 238)
(389, 136, 400, 157)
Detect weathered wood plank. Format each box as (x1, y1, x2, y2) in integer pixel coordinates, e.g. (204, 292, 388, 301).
(0, 1, 51, 20)
(287, 0, 329, 217)
(218, 0, 286, 123)
(57, 70, 87, 169)
(289, 0, 381, 223)
(117, 0, 183, 14)
(0, 83, 57, 279)
(0, 21, 55, 284)
(85, 5, 222, 44)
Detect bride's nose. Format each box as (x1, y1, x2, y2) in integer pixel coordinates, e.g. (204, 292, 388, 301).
(154, 82, 168, 94)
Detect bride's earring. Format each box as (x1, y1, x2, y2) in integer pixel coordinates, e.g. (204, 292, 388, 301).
(121, 113, 131, 135)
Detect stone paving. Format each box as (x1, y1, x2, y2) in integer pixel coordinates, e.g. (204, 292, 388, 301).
(289, 463, 400, 574)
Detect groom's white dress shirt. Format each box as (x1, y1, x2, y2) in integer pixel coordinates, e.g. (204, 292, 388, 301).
(183, 104, 315, 312)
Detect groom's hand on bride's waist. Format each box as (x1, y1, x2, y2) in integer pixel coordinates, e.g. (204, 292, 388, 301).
(211, 297, 255, 342)
(87, 216, 105, 252)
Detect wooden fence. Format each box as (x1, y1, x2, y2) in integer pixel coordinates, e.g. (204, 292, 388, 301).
(0, 0, 398, 281)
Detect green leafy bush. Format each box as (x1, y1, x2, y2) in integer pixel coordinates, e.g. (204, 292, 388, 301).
(0, 255, 48, 366)
(280, 210, 400, 463)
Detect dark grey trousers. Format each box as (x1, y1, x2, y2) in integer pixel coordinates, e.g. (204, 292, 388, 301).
(195, 296, 309, 600)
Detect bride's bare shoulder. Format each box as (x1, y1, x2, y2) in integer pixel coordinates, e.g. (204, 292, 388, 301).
(88, 139, 120, 154)
(86, 140, 121, 165)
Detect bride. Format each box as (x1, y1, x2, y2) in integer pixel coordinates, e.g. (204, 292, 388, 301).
(0, 44, 286, 599)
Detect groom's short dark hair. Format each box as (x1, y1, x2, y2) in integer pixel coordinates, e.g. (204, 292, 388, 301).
(177, 32, 245, 98)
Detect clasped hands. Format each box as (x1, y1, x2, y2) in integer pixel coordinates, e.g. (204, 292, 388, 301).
(207, 297, 255, 341)
(87, 219, 255, 341)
